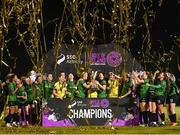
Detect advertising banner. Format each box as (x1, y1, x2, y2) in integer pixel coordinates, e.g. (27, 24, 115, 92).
(42, 97, 139, 126)
(44, 43, 143, 77)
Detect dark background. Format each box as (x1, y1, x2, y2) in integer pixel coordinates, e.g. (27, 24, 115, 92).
(0, 0, 179, 83)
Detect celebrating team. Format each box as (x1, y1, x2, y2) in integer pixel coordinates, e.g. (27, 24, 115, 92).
(0, 70, 179, 127)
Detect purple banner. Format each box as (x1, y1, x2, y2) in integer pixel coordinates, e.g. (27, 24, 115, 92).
(42, 97, 139, 126)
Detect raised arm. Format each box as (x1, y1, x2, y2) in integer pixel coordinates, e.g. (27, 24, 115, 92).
(113, 73, 122, 80)
(96, 81, 106, 91)
(83, 82, 91, 89)
(148, 84, 161, 89)
(119, 88, 132, 99)
(153, 70, 160, 80)
(132, 71, 144, 84)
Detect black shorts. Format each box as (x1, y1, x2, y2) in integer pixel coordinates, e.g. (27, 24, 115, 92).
(166, 95, 176, 104)
(18, 102, 28, 108)
(155, 96, 165, 105)
(27, 101, 33, 105)
(148, 95, 156, 102)
(8, 101, 17, 106)
(148, 91, 156, 102)
(139, 97, 148, 102)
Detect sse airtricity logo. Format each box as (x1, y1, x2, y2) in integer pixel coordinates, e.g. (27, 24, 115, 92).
(57, 53, 66, 65)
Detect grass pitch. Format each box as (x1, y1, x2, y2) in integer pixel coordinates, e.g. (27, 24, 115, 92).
(0, 107, 180, 134)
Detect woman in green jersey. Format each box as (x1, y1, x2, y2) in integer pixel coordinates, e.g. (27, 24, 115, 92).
(166, 73, 179, 126)
(24, 77, 34, 125)
(43, 74, 54, 99)
(67, 73, 77, 99)
(146, 71, 157, 126)
(133, 71, 149, 126)
(16, 79, 28, 126)
(119, 74, 132, 99)
(77, 72, 91, 98)
(148, 72, 167, 126)
(6, 74, 19, 127)
(34, 75, 43, 101)
(97, 72, 107, 98)
(33, 75, 44, 124)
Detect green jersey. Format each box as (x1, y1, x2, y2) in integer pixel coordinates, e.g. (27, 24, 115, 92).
(16, 86, 27, 104)
(77, 80, 86, 98)
(8, 82, 17, 102)
(148, 79, 155, 96)
(43, 80, 54, 99)
(168, 81, 179, 96)
(120, 80, 132, 96)
(98, 80, 107, 98)
(67, 80, 77, 98)
(34, 83, 43, 100)
(25, 84, 34, 102)
(139, 79, 149, 98)
(151, 80, 166, 96)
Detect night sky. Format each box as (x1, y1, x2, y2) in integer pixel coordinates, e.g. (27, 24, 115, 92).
(0, 0, 179, 81)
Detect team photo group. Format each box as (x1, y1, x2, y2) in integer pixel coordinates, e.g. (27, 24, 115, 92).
(0, 69, 179, 128)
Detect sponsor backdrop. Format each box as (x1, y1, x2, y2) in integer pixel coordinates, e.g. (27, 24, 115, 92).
(42, 97, 139, 126)
(44, 43, 143, 77)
